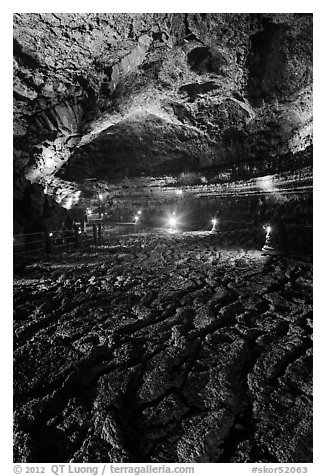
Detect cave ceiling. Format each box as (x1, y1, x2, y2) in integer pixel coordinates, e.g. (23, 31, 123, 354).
(13, 13, 313, 200)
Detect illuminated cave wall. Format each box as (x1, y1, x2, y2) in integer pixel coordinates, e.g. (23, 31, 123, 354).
(13, 13, 313, 236)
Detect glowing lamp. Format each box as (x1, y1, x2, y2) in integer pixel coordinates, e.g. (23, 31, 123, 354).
(134, 216, 140, 223)
(137, 210, 142, 215)
(262, 221, 287, 256)
(99, 194, 103, 200)
(169, 217, 177, 228)
(86, 208, 92, 216)
(49, 233, 53, 237)
(211, 218, 218, 232)
(176, 190, 183, 196)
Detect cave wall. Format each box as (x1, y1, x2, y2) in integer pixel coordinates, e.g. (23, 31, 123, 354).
(13, 13, 313, 233)
(13, 180, 68, 234)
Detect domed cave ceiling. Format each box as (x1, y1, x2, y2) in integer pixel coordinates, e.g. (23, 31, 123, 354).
(13, 13, 312, 232)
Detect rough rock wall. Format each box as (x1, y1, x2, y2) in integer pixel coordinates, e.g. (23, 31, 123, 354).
(14, 13, 312, 179)
(13, 13, 313, 230)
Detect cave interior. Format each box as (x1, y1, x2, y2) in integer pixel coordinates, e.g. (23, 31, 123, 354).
(13, 13, 313, 464)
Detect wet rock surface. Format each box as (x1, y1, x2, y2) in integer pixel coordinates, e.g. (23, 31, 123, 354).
(13, 231, 312, 463)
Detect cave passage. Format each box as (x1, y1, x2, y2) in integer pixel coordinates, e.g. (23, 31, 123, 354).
(13, 12, 313, 465)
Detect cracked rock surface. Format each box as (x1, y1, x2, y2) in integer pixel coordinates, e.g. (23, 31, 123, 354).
(14, 231, 312, 463)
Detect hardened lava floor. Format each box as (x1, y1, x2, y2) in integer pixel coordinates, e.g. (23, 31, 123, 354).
(13, 230, 313, 463)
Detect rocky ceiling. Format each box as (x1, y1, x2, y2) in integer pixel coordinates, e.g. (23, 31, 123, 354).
(13, 13, 313, 224)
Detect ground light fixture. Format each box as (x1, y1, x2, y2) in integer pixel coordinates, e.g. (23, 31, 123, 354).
(99, 194, 103, 200)
(168, 212, 178, 232)
(169, 217, 177, 228)
(211, 218, 218, 232)
(262, 220, 288, 255)
(134, 215, 140, 224)
(262, 224, 278, 255)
